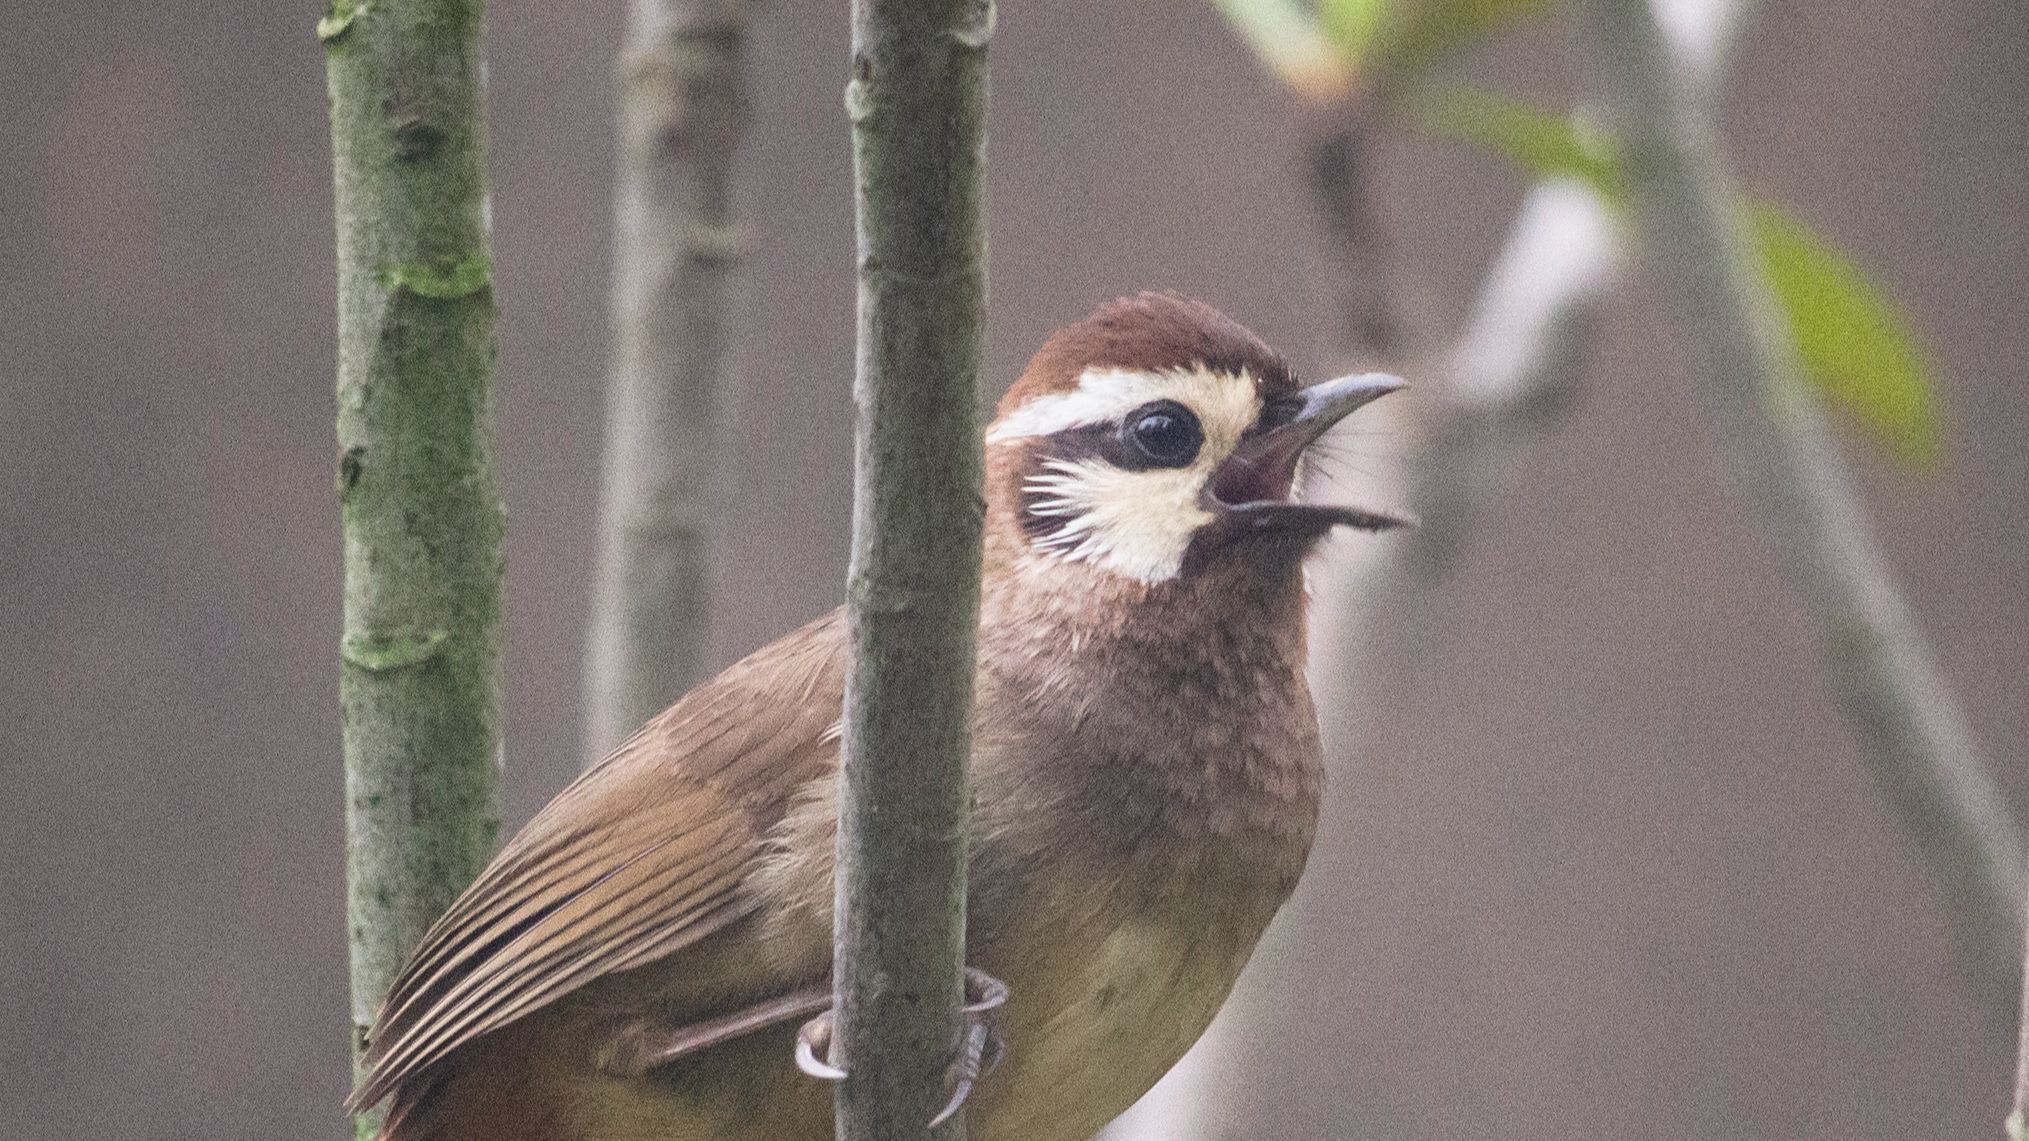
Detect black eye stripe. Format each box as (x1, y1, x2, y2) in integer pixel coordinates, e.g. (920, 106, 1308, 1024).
(1023, 405, 1204, 475)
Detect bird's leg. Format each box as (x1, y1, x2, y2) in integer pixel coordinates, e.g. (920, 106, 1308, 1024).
(596, 986, 831, 1077)
(793, 966, 1009, 1126)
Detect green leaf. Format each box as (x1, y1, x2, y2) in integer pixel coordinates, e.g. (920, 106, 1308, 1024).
(1319, 0, 1389, 63)
(1413, 87, 1625, 199)
(1371, 0, 1553, 75)
(1748, 204, 1942, 467)
(1210, 0, 1550, 97)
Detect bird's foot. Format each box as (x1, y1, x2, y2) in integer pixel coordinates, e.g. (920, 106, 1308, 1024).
(933, 967, 1009, 1126)
(793, 967, 1009, 1127)
(793, 1010, 847, 1082)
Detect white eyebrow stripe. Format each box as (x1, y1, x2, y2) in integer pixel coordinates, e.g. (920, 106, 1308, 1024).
(986, 365, 1258, 443)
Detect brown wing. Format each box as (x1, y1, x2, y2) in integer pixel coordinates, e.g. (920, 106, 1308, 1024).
(348, 610, 846, 1112)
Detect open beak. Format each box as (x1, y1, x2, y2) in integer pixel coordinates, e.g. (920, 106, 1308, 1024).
(1209, 372, 1409, 534)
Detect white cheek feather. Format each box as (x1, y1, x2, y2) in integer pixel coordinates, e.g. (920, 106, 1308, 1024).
(1025, 458, 1213, 583)
(997, 366, 1262, 585)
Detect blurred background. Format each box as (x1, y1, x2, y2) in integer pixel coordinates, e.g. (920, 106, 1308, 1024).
(3, 1, 2025, 1139)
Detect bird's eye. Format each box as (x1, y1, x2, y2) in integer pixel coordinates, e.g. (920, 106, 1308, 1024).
(1123, 401, 1203, 467)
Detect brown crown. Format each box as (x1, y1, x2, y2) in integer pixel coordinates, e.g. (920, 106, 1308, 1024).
(994, 292, 1296, 419)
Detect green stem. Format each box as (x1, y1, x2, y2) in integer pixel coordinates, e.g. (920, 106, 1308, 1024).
(322, 1, 503, 1132)
(831, 1, 991, 1139)
(1583, 0, 2025, 995)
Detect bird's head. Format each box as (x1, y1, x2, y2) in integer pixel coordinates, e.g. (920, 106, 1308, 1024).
(984, 293, 1405, 596)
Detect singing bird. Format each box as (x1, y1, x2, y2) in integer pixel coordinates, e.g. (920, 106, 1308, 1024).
(350, 293, 1405, 1141)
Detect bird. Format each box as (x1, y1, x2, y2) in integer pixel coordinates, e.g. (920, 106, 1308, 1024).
(349, 291, 1406, 1141)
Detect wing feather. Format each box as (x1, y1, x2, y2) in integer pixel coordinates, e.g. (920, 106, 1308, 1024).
(349, 611, 845, 1112)
(369, 829, 739, 1082)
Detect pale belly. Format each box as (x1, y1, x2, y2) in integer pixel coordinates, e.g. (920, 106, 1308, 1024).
(546, 915, 1262, 1141)
(537, 875, 1290, 1141)
(969, 915, 1264, 1141)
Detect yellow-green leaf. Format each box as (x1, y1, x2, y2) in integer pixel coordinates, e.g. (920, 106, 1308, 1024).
(1320, 0, 1389, 63)
(1371, 0, 1553, 76)
(1748, 204, 1942, 467)
(1413, 87, 1624, 199)
(1210, 0, 1550, 97)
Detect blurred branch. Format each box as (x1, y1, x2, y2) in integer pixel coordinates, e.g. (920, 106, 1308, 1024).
(1399, 0, 1750, 569)
(321, 0, 505, 1133)
(1213, 0, 1357, 103)
(1403, 176, 1618, 570)
(2015, 933, 2029, 1140)
(1647, 0, 1745, 103)
(582, 0, 750, 762)
(1306, 103, 1406, 359)
(1582, 0, 2026, 989)
(831, 0, 991, 1138)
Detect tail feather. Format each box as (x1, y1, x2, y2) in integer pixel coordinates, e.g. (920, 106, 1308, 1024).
(370, 1029, 561, 1141)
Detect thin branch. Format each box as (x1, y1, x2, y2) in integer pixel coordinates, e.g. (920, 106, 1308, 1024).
(582, 0, 750, 761)
(1582, 0, 2025, 990)
(321, 0, 504, 1133)
(1306, 106, 1406, 361)
(831, 1, 992, 1139)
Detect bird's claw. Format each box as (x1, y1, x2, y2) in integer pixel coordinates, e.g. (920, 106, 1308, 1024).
(791, 966, 1010, 1129)
(929, 967, 1009, 1127)
(794, 1011, 847, 1082)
